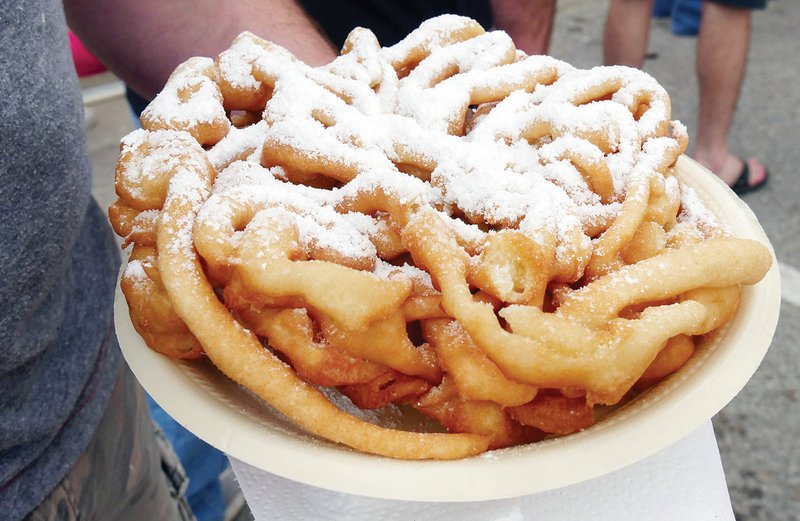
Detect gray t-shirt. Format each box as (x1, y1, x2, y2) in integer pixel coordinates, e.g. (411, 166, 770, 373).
(0, 1, 122, 518)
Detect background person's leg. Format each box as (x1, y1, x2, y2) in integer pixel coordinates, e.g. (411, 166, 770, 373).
(490, 0, 558, 55)
(603, 0, 657, 67)
(693, 1, 767, 190)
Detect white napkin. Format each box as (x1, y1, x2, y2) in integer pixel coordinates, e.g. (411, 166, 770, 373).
(230, 420, 734, 521)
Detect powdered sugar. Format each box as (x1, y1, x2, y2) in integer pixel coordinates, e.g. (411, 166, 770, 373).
(117, 129, 210, 206)
(131, 14, 703, 283)
(207, 121, 269, 171)
(123, 258, 149, 289)
(677, 182, 727, 238)
(142, 57, 229, 133)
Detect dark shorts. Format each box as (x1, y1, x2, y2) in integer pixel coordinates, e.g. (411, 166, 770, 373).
(704, 0, 767, 9)
(24, 362, 195, 521)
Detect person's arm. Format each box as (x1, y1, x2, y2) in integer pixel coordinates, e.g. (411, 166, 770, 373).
(64, 0, 338, 100)
(490, 0, 557, 56)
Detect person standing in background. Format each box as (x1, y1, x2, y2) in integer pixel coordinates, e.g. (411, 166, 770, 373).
(603, 0, 769, 195)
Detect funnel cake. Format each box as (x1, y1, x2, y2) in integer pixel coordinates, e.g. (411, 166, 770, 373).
(111, 15, 772, 459)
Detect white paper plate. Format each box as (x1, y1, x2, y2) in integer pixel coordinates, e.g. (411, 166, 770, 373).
(115, 155, 780, 502)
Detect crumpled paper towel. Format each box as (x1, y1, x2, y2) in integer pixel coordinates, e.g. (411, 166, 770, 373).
(230, 420, 734, 521)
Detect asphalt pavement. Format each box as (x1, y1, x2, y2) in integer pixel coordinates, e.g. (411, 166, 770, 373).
(84, 2, 799, 518)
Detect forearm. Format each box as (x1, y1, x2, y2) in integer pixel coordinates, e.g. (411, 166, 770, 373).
(65, 0, 337, 100)
(490, 0, 557, 56)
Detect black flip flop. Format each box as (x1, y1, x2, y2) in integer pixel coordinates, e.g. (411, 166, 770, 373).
(731, 157, 769, 196)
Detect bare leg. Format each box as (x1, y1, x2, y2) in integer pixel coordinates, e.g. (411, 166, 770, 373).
(693, 2, 766, 187)
(603, 0, 656, 67)
(491, 0, 557, 55)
